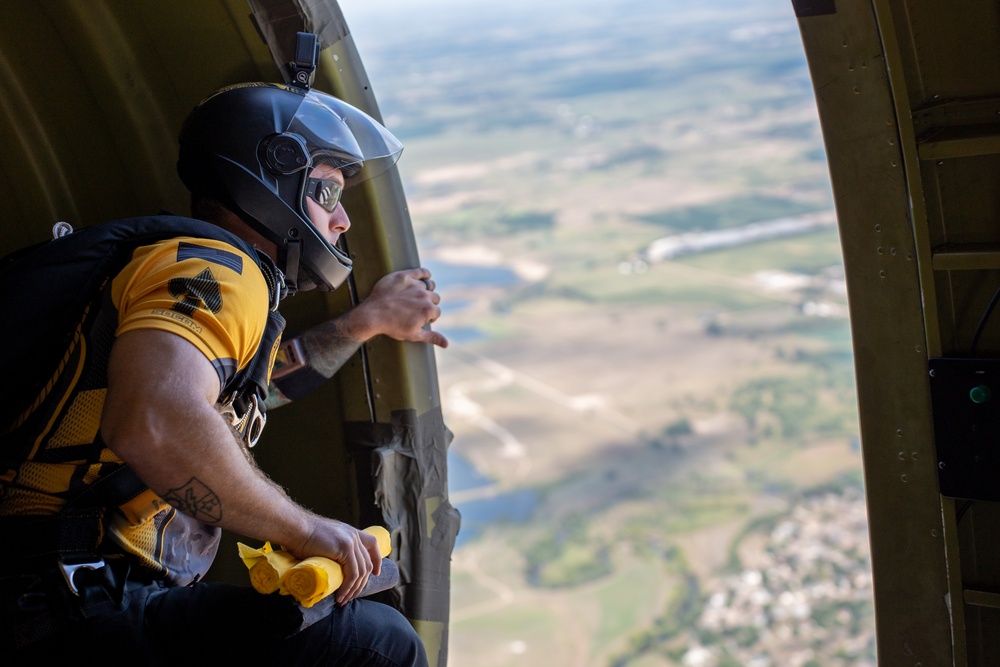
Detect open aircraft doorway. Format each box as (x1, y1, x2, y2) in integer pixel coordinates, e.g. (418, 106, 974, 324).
(7, 0, 993, 664)
(342, 0, 881, 665)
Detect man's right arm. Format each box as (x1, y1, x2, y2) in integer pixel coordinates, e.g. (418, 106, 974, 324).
(101, 328, 380, 604)
(267, 267, 448, 409)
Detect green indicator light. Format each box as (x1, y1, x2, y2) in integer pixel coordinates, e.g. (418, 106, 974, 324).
(970, 385, 992, 404)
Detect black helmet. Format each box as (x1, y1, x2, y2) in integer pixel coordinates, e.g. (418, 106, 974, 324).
(177, 82, 403, 292)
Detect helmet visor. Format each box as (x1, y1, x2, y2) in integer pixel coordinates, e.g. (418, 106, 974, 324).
(287, 89, 404, 187)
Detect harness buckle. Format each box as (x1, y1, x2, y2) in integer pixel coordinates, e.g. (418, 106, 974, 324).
(58, 556, 106, 596)
(243, 394, 266, 448)
(219, 392, 267, 448)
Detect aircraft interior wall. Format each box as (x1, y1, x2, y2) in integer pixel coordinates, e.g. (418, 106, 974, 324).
(795, 0, 1000, 664)
(0, 2, 453, 665)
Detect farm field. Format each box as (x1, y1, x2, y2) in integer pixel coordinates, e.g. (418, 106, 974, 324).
(340, 1, 875, 665)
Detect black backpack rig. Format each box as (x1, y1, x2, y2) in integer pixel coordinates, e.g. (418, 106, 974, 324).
(0, 216, 285, 577)
(0, 214, 285, 438)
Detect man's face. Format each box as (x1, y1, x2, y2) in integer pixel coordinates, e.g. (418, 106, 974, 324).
(304, 164, 350, 245)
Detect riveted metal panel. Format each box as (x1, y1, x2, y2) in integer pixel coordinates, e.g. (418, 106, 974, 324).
(798, 0, 1000, 664)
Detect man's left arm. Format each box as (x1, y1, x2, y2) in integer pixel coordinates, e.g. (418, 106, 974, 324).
(266, 267, 448, 408)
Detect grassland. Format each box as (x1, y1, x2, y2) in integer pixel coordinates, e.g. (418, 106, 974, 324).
(341, 0, 873, 664)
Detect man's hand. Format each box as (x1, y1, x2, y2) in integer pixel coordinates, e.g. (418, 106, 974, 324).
(344, 267, 449, 348)
(292, 519, 383, 605)
(267, 267, 449, 408)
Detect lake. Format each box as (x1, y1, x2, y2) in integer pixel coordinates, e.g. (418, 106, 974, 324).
(423, 258, 523, 344)
(448, 449, 538, 547)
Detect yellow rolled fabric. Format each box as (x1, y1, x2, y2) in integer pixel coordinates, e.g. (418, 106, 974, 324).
(239, 526, 392, 604)
(237, 540, 273, 567)
(365, 525, 391, 557)
(237, 541, 300, 594)
(282, 556, 344, 608)
(248, 550, 299, 594)
(279, 526, 393, 608)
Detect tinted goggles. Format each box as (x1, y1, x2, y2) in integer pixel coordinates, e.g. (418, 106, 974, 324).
(304, 177, 344, 213)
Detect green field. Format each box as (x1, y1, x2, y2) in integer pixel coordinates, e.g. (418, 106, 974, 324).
(341, 0, 874, 665)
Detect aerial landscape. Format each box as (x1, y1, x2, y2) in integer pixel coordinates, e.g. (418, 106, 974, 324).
(340, 0, 875, 665)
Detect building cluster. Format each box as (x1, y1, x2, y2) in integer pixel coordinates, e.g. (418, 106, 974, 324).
(684, 487, 876, 667)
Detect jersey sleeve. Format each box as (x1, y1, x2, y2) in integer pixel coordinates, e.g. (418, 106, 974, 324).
(111, 236, 270, 390)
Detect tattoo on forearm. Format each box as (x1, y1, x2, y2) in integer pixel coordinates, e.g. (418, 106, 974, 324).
(264, 382, 291, 410)
(301, 320, 364, 378)
(162, 477, 223, 523)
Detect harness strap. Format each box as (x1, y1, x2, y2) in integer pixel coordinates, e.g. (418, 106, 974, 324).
(0, 514, 103, 568)
(0, 463, 147, 569)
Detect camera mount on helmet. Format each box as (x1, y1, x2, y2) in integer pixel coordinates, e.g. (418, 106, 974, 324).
(284, 32, 320, 91)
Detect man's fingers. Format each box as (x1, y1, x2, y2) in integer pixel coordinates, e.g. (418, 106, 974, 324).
(341, 559, 370, 604)
(419, 329, 449, 349)
(335, 553, 358, 605)
(336, 533, 376, 605)
(362, 533, 383, 577)
(351, 573, 370, 602)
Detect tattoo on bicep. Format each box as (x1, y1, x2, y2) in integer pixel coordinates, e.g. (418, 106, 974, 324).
(162, 477, 223, 523)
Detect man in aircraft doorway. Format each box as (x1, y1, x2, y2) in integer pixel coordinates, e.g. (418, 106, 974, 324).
(0, 82, 443, 665)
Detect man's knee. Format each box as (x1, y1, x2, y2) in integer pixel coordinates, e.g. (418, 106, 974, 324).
(356, 600, 429, 667)
(295, 598, 428, 666)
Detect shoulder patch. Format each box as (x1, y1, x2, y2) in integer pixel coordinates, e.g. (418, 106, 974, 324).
(177, 241, 243, 274)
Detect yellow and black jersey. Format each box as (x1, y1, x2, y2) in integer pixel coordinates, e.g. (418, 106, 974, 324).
(0, 232, 276, 584)
(112, 237, 271, 388)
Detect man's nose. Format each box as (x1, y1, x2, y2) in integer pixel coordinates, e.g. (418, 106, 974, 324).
(329, 204, 351, 236)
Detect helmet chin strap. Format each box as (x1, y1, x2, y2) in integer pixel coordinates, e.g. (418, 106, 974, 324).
(282, 239, 302, 294)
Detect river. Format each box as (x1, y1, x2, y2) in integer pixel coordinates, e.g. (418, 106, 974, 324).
(424, 256, 539, 546)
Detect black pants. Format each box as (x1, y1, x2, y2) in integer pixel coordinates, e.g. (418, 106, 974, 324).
(4, 572, 428, 666)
